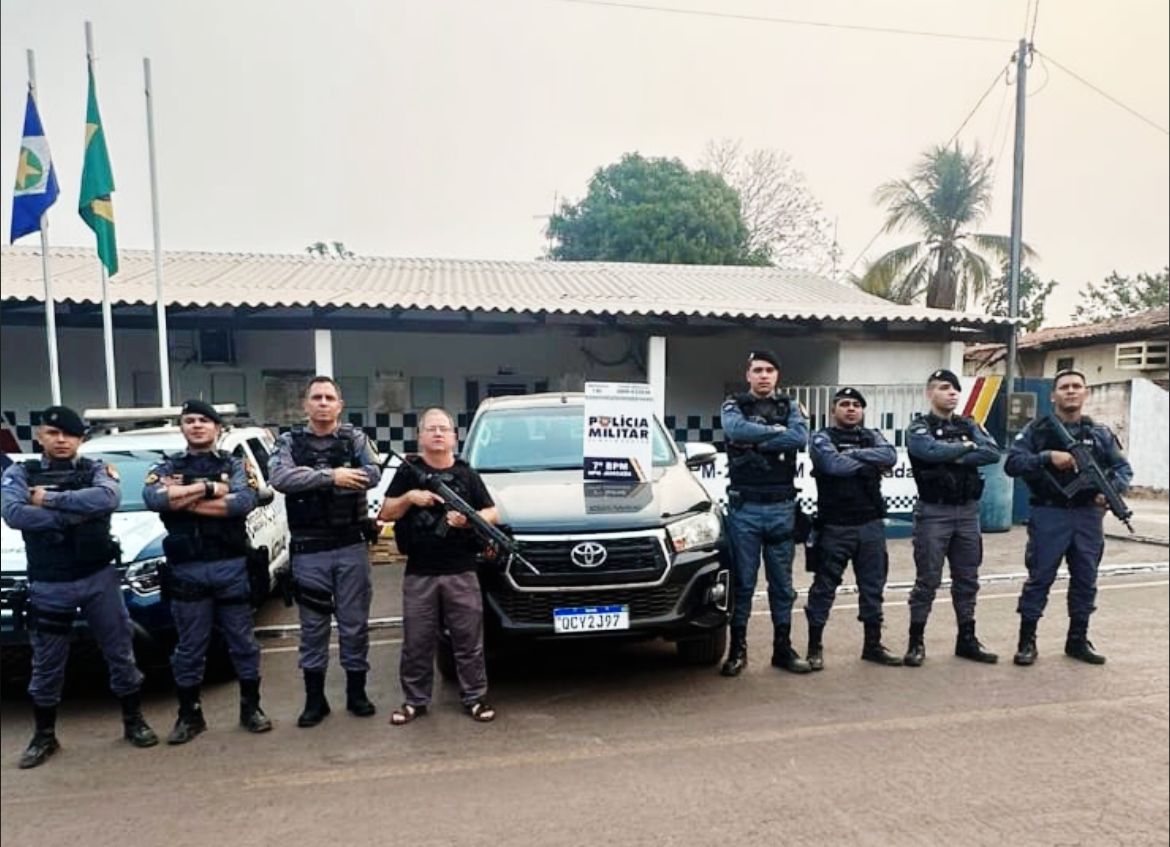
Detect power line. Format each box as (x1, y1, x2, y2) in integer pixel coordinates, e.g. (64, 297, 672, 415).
(1037, 49, 1169, 137)
(1029, 0, 1041, 44)
(551, 0, 1015, 44)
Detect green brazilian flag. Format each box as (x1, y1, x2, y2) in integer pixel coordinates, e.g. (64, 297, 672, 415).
(78, 66, 117, 276)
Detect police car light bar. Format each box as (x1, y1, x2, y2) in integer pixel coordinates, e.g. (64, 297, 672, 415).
(82, 404, 240, 427)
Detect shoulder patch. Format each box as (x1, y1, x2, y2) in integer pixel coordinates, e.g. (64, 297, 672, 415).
(144, 469, 161, 485)
(244, 459, 260, 489)
(104, 462, 120, 481)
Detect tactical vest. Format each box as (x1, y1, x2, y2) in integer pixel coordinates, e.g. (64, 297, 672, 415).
(726, 393, 798, 497)
(909, 414, 985, 505)
(813, 427, 885, 526)
(284, 426, 367, 537)
(1027, 415, 1103, 507)
(158, 451, 249, 563)
(21, 458, 117, 582)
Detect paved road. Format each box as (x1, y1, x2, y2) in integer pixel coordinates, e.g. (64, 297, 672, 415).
(2, 539, 1167, 846)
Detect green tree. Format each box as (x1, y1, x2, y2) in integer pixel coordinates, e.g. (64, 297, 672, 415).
(982, 262, 1057, 332)
(860, 144, 1032, 310)
(546, 153, 766, 265)
(1073, 266, 1169, 323)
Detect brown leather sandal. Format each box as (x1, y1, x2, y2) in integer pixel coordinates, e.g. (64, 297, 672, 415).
(464, 701, 496, 723)
(389, 703, 427, 726)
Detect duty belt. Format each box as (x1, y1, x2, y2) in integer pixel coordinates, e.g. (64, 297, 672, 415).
(917, 494, 977, 506)
(731, 488, 795, 504)
(291, 529, 367, 555)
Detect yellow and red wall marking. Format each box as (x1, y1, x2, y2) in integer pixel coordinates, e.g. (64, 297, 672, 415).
(958, 374, 1002, 425)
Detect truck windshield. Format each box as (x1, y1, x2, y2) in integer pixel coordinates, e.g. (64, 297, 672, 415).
(466, 406, 676, 472)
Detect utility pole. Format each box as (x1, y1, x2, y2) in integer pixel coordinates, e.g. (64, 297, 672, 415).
(1004, 37, 1030, 431)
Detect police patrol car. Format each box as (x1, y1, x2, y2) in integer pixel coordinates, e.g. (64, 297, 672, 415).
(0, 405, 291, 666)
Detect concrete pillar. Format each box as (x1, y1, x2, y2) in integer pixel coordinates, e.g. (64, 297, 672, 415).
(314, 329, 333, 377)
(944, 340, 964, 376)
(647, 335, 666, 421)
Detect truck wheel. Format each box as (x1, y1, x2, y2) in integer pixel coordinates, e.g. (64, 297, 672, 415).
(676, 626, 728, 666)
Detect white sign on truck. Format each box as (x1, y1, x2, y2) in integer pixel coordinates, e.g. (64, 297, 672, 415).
(582, 381, 655, 482)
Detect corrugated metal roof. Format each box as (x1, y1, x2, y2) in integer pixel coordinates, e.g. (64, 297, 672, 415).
(966, 306, 1169, 360)
(1, 245, 1011, 327)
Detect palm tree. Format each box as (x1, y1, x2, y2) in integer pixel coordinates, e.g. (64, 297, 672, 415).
(860, 144, 1032, 310)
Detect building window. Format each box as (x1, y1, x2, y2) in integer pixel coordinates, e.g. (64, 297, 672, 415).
(1116, 341, 1169, 370)
(1054, 356, 1074, 373)
(132, 371, 161, 407)
(211, 372, 247, 406)
(411, 377, 444, 409)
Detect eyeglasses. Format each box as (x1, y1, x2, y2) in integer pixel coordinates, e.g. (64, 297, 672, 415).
(421, 425, 454, 434)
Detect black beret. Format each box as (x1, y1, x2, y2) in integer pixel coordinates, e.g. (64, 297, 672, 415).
(834, 387, 867, 407)
(180, 399, 222, 424)
(928, 369, 962, 391)
(41, 405, 86, 437)
(747, 349, 780, 370)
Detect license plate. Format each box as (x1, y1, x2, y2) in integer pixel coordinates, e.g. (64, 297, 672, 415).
(552, 605, 629, 634)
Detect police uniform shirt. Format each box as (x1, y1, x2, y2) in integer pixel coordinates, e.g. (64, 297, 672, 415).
(268, 424, 380, 493)
(809, 427, 896, 478)
(1006, 416, 1133, 503)
(385, 457, 494, 577)
(141, 450, 260, 517)
(906, 414, 1001, 467)
(1, 455, 121, 534)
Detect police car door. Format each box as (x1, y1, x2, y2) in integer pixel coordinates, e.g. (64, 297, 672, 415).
(225, 434, 290, 584)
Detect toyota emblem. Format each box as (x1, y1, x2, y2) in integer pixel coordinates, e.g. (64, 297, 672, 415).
(570, 541, 608, 568)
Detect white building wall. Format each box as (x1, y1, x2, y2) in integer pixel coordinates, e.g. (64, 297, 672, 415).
(1042, 342, 1169, 384)
(837, 340, 954, 385)
(1127, 378, 1169, 490)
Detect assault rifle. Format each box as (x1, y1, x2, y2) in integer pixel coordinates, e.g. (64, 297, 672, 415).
(385, 448, 537, 573)
(1044, 415, 1134, 533)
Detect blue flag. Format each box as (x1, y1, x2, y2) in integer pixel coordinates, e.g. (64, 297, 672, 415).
(10, 91, 60, 243)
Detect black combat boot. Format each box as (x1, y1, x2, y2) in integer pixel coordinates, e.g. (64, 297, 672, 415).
(861, 621, 903, 666)
(345, 670, 376, 717)
(720, 626, 748, 677)
(771, 624, 812, 674)
(1064, 618, 1106, 665)
(903, 621, 926, 667)
(239, 678, 273, 733)
(955, 620, 999, 664)
(18, 705, 60, 770)
(806, 622, 825, 672)
(1013, 619, 1039, 666)
(120, 691, 160, 748)
(297, 670, 331, 727)
(166, 684, 208, 745)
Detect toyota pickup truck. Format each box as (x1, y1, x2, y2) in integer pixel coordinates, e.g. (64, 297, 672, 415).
(460, 393, 730, 664)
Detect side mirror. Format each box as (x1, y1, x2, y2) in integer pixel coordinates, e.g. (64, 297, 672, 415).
(684, 442, 718, 470)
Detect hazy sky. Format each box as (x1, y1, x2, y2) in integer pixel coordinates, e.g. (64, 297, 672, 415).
(2, 0, 1167, 325)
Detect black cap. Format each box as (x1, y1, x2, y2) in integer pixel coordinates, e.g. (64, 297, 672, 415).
(834, 387, 867, 407)
(747, 349, 780, 370)
(180, 399, 222, 424)
(1053, 368, 1087, 386)
(928, 369, 962, 391)
(41, 406, 86, 437)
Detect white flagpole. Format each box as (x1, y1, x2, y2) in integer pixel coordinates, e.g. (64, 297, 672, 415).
(27, 48, 62, 404)
(85, 21, 117, 408)
(143, 57, 171, 406)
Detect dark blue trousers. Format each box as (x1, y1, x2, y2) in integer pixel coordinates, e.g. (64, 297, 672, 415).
(27, 566, 144, 707)
(1017, 505, 1105, 623)
(805, 519, 888, 627)
(169, 556, 261, 687)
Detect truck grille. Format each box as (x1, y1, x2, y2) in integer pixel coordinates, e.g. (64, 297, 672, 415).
(511, 534, 668, 587)
(492, 583, 685, 626)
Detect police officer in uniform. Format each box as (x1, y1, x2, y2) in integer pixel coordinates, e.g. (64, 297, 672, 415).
(1, 406, 158, 769)
(904, 369, 1002, 666)
(270, 376, 381, 726)
(143, 400, 272, 743)
(719, 350, 812, 677)
(804, 387, 902, 670)
(1005, 369, 1132, 666)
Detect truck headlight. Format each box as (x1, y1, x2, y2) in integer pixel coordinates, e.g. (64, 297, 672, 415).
(666, 511, 722, 553)
(124, 557, 165, 596)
